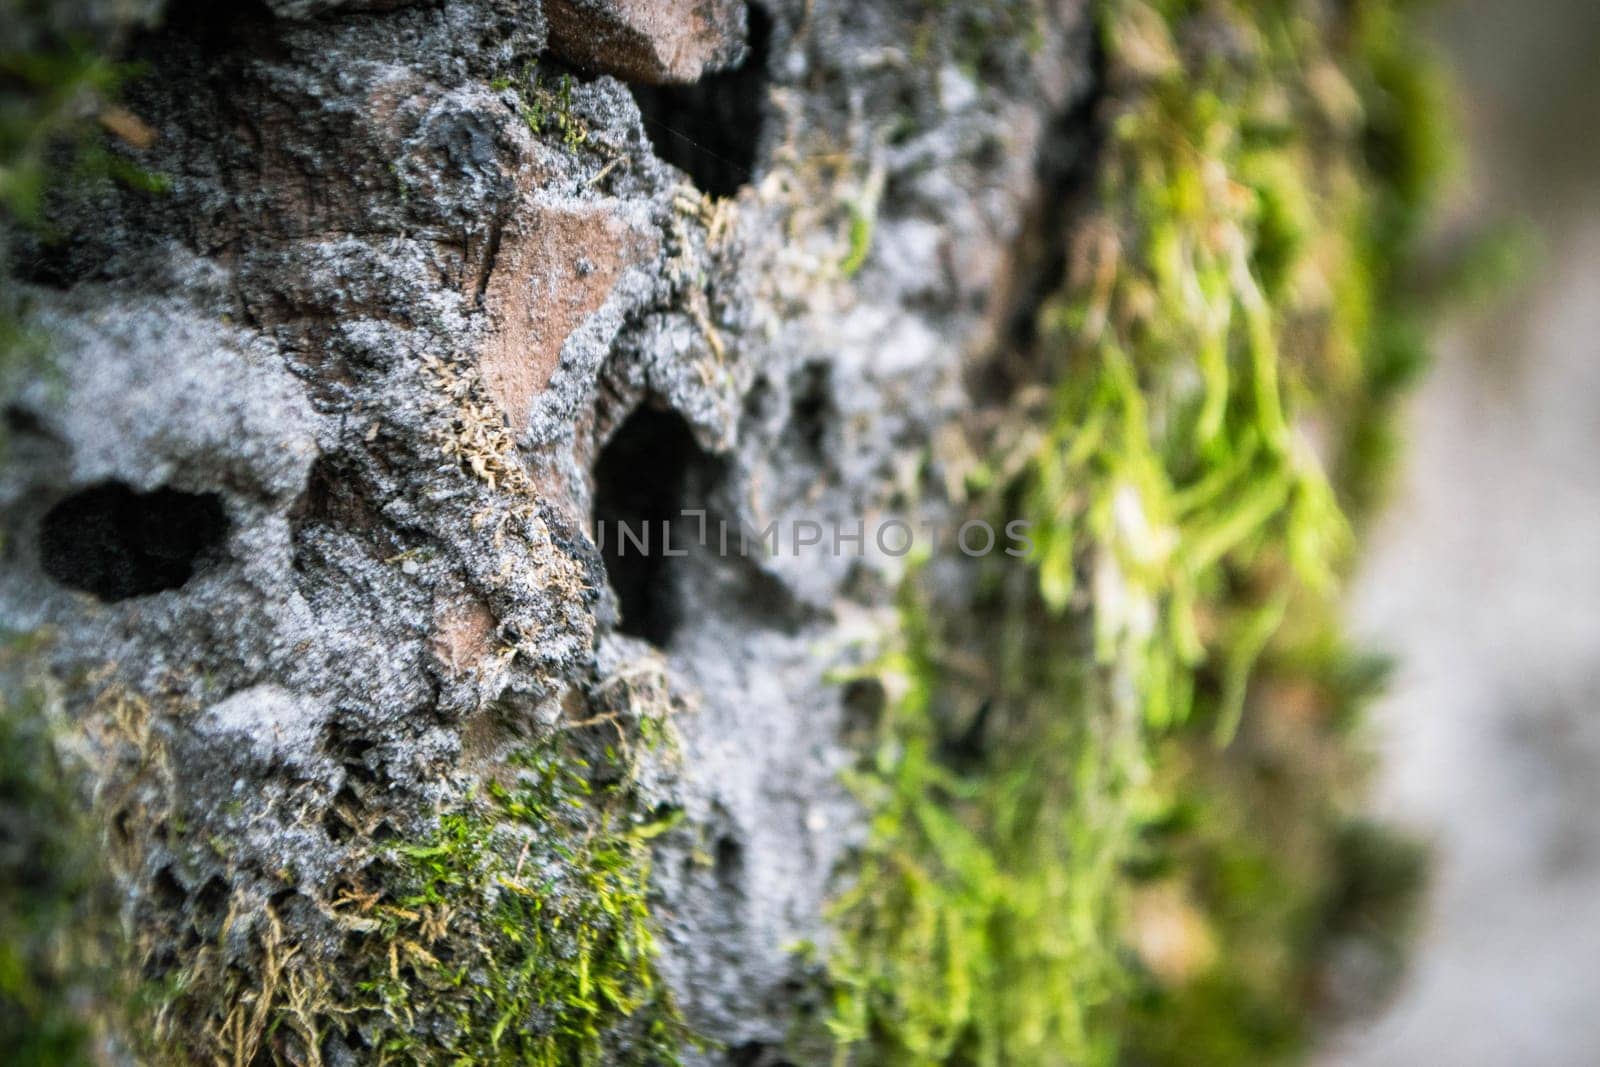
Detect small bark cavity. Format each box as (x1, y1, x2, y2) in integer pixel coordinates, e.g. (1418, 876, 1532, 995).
(39, 481, 228, 602)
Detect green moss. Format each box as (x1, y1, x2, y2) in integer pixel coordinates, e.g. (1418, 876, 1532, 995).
(827, 0, 1451, 1062)
(504, 63, 590, 152)
(826, 578, 1132, 1066)
(1, 43, 124, 225)
(840, 202, 875, 279)
(348, 741, 686, 1065)
(0, 639, 126, 1066)
(0, 37, 170, 244)
(144, 726, 688, 1065)
(1116, 631, 1427, 1065)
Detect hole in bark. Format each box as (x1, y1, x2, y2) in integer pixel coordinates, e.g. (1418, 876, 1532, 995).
(267, 888, 306, 925)
(592, 404, 713, 646)
(193, 874, 230, 916)
(4, 405, 50, 438)
(39, 482, 228, 602)
(714, 834, 744, 889)
(326, 728, 381, 786)
(728, 1042, 795, 1067)
(160, 0, 275, 47)
(322, 807, 354, 845)
(839, 677, 886, 747)
(630, 4, 771, 198)
(785, 362, 832, 460)
(151, 866, 186, 909)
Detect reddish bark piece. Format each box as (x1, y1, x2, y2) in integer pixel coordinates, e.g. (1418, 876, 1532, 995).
(544, 0, 748, 85)
(477, 202, 658, 430)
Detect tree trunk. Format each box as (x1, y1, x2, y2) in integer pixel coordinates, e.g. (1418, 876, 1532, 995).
(0, 1, 1443, 1063)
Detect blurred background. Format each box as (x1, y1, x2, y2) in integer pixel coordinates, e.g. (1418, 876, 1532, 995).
(1326, 0, 1600, 1063)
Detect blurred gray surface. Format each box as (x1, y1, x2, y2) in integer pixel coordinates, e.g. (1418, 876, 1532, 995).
(1325, 1, 1600, 1063)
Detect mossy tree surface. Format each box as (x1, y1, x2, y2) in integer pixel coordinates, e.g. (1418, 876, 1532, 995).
(128, 722, 689, 1067)
(343, 741, 687, 1066)
(6, 647, 684, 1067)
(827, 0, 1446, 1063)
(0, 641, 128, 1067)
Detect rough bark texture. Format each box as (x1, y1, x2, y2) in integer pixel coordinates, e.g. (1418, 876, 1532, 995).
(2, 0, 1095, 1059)
(1, 0, 1457, 1060)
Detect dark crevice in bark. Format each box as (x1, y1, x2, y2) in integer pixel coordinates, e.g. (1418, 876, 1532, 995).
(592, 403, 716, 646)
(38, 481, 229, 602)
(727, 1040, 797, 1067)
(629, 4, 772, 198)
(974, 30, 1108, 404)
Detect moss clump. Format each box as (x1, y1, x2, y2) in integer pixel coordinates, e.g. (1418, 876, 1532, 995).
(827, 581, 1131, 1065)
(347, 740, 686, 1065)
(1117, 639, 1428, 1065)
(496, 63, 590, 152)
(0, 44, 164, 228)
(140, 725, 687, 1066)
(827, 0, 1450, 1062)
(0, 41, 120, 397)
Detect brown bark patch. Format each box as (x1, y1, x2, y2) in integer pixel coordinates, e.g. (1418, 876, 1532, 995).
(476, 203, 657, 432)
(431, 595, 498, 675)
(543, 0, 748, 85)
